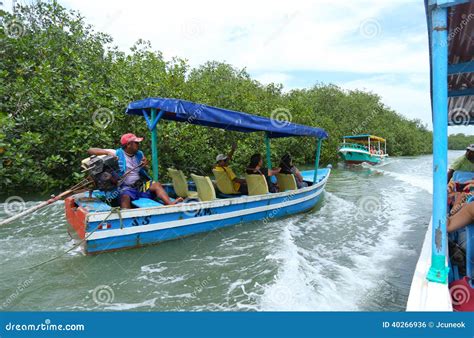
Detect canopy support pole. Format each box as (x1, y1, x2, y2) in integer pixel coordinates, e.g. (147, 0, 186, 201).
(427, 5, 449, 284)
(313, 138, 322, 183)
(150, 108, 163, 181)
(264, 133, 272, 169)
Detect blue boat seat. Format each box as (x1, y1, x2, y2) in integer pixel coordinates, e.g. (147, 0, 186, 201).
(76, 198, 112, 212)
(466, 224, 474, 286)
(132, 198, 163, 208)
(452, 170, 474, 183)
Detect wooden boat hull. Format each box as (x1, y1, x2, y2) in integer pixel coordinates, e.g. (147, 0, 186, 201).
(65, 169, 330, 254)
(338, 148, 385, 165)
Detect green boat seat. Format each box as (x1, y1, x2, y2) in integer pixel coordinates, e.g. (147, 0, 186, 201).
(191, 174, 216, 201)
(168, 168, 199, 199)
(131, 198, 163, 208)
(276, 173, 297, 191)
(245, 174, 269, 196)
(212, 168, 241, 195)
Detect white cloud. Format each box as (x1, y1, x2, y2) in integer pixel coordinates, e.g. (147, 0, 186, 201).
(337, 74, 430, 125)
(254, 72, 292, 86)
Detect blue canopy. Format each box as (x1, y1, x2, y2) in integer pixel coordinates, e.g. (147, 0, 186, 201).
(125, 98, 328, 139)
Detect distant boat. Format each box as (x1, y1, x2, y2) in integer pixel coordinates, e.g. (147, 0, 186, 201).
(338, 134, 388, 165)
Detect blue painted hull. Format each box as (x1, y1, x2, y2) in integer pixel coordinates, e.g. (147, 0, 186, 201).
(70, 169, 330, 254)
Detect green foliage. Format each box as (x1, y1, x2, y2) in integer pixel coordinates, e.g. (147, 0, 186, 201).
(0, 1, 433, 193)
(448, 133, 474, 150)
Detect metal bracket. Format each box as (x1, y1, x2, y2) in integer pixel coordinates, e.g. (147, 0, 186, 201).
(142, 109, 164, 131)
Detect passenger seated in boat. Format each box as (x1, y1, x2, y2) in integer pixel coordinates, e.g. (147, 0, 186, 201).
(447, 145, 474, 214)
(213, 143, 248, 195)
(279, 153, 307, 189)
(246, 153, 280, 193)
(448, 144, 474, 182)
(448, 179, 474, 215)
(448, 201, 474, 233)
(87, 133, 183, 208)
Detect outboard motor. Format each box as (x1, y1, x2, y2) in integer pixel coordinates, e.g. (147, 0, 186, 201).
(81, 155, 120, 191)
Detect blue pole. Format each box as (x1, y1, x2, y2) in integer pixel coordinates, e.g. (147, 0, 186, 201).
(313, 139, 322, 183)
(150, 108, 159, 181)
(427, 5, 449, 284)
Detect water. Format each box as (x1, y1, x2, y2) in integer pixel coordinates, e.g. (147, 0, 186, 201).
(0, 152, 462, 311)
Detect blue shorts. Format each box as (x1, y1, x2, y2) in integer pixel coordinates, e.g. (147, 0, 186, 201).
(120, 186, 154, 201)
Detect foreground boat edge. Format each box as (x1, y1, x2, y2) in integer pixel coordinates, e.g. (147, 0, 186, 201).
(406, 218, 453, 311)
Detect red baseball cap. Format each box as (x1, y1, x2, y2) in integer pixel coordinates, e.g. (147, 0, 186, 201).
(120, 133, 143, 146)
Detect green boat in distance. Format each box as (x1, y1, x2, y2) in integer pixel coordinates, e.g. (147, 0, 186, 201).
(338, 134, 388, 165)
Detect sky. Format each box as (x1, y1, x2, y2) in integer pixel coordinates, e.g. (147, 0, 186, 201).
(4, 0, 472, 134)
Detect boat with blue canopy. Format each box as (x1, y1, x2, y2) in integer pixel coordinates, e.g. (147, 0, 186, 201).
(64, 98, 331, 254)
(338, 134, 388, 165)
(407, 0, 474, 311)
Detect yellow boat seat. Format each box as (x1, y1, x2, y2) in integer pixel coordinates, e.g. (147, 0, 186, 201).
(190, 174, 216, 201)
(245, 174, 269, 196)
(212, 168, 240, 195)
(276, 173, 297, 191)
(167, 168, 198, 199)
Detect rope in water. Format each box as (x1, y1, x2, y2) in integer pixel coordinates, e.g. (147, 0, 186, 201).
(25, 207, 122, 270)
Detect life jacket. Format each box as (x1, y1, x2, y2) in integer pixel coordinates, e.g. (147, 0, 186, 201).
(115, 148, 151, 182)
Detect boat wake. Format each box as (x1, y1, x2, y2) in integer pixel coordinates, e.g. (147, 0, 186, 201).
(379, 170, 432, 194)
(258, 187, 417, 311)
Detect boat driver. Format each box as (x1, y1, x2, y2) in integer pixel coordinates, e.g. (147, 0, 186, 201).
(87, 133, 183, 208)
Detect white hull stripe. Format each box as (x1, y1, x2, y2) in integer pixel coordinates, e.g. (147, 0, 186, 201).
(86, 187, 325, 240)
(86, 171, 330, 222)
(339, 148, 388, 158)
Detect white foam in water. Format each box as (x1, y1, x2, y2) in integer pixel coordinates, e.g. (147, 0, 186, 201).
(259, 221, 330, 311)
(381, 170, 432, 194)
(103, 297, 158, 310)
(258, 182, 418, 311)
